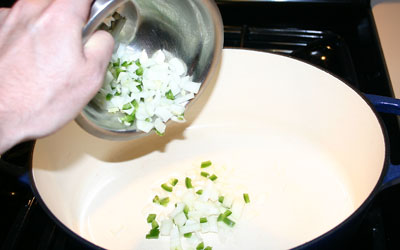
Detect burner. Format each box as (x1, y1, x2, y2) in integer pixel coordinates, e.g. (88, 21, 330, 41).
(224, 26, 359, 87)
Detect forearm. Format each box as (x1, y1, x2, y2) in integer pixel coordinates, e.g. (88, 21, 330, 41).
(0, 64, 31, 154)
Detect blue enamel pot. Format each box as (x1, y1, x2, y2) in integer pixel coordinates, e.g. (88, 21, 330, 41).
(2, 49, 400, 249)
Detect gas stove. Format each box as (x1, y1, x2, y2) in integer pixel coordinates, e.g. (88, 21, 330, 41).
(1, 0, 400, 249)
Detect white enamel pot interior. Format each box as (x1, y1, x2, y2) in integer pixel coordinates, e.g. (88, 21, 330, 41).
(31, 49, 387, 250)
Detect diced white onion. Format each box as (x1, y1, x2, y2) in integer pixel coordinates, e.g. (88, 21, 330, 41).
(154, 118, 166, 134)
(169, 203, 185, 218)
(181, 191, 196, 208)
(160, 219, 173, 236)
(231, 199, 245, 220)
(153, 50, 166, 64)
(168, 58, 186, 76)
(154, 107, 173, 123)
(207, 215, 219, 233)
(94, 47, 200, 134)
(145, 161, 250, 250)
(180, 78, 201, 94)
(170, 226, 182, 250)
(185, 232, 203, 248)
(222, 194, 234, 209)
(174, 93, 195, 104)
(173, 212, 187, 227)
(136, 120, 154, 133)
(179, 221, 201, 235)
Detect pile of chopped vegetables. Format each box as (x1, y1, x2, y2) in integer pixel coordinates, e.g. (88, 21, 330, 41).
(144, 161, 250, 250)
(93, 44, 201, 135)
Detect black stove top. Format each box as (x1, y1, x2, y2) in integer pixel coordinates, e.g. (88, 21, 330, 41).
(1, 0, 400, 249)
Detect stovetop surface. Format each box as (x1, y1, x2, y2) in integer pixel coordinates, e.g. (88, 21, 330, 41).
(1, 0, 400, 249)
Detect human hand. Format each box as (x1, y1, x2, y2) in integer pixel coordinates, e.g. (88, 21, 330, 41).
(0, 0, 114, 154)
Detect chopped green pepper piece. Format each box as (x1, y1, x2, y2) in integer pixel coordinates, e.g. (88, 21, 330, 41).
(218, 196, 224, 203)
(200, 172, 209, 178)
(196, 242, 205, 250)
(196, 189, 203, 195)
(151, 220, 159, 229)
(183, 232, 192, 238)
(201, 161, 212, 168)
(200, 217, 208, 223)
(209, 174, 218, 181)
(243, 193, 250, 204)
(115, 68, 126, 78)
(121, 113, 135, 123)
(161, 183, 173, 192)
(121, 61, 133, 67)
(152, 195, 160, 204)
(223, 210, 232, 217)
(145, 228, 160, 239)
(159, 197, 170, 207)
(185, 177, 193, 189)
(165, 89, 175, 100)
(222, 217, 236, 227)
(217, 210, 232, 222)
(106, 93, 113, 101)
(170, 178, 179, 186)
(153, 195, 170, 207)
(136, 67, 144, 76)
(183, 205, 190, 218)
(112, 58, 120, 67)
(122, 103, 131, 110)
(147, 214, 156, 223)
(131, 99, 139, 109)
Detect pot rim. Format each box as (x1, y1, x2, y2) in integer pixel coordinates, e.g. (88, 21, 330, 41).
(279, 52, 392, 249)
(27, 140, 106, 249)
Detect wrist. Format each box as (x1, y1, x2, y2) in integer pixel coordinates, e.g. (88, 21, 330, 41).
(0, 106, 26, 155)
(0, 126, 20, 154)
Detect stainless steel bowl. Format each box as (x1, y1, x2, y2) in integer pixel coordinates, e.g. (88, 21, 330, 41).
(76, 0, 224, 140)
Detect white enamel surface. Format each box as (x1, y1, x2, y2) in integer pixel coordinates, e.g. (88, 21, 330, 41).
(32, 49, 386, 250)
(373, 1, 400, 98)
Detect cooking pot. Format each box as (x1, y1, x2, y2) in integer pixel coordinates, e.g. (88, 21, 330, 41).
(2, 49, 400, 249)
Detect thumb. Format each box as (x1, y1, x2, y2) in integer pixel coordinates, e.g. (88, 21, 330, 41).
(84, 30, 114, 72)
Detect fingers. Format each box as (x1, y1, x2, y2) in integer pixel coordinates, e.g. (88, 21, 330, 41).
(0, 8, 10, 24)
(0, 0, 51, 29)
(50, 0, 93, 26)
(83, 30, 114, 85)
(15, 0, 53, 18)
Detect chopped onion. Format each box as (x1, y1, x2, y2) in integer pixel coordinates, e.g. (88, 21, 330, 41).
(222, 194, 234, 209)
(173, 212, 187, 227)
(145, 161, 251, 249)
(169, 203, 185, 218)
(179, 220, 201, 235)
(231, 199, 245, 220)
(170, 226, 182, 250)
(94, 45, 201, 135)
(160, 219, 173, 236)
